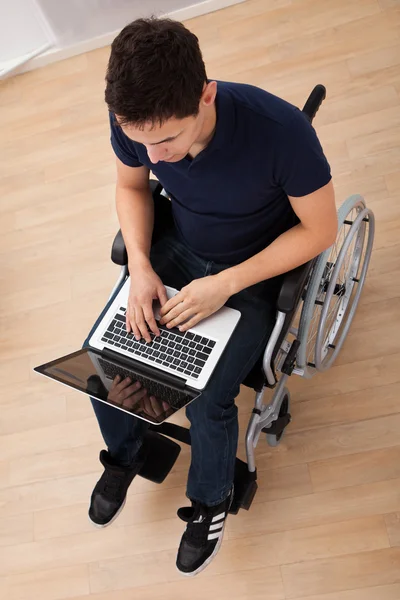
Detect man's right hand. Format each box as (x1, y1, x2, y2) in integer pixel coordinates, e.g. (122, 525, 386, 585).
(126, 262, 168, 343)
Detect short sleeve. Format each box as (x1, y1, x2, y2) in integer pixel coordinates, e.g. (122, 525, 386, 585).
(109, 112, 144, 168)
(274, 110, 332, 197)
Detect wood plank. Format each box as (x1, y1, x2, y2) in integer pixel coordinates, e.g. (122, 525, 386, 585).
(281, 584, 400, 600)
(385, 512, 400, 547)
(0, 396, 67, 437)
(220, 0, 382, 46)
(317, 86, 399, 126)
(256, 414, 400, 471)
(309, 446, 400, 492)
(88, 564, 285, 598)
(347, 124, 400, 159)
(8, 443, 100, 487)
(0, 417, 102, 462)
(289, 382, 400, 433)
(289, 352, 400, 404)
(281, 547, 400, 598)
(0, 512, 33, 547)
(347, 42, 400, 77)
(253, 464, 313, 503)
(319, 106, 400, 145)
(0, 565, 89, 600)
(91, 566, 284, 599)
(334, 175, 389, 205)
(385, 170, 400, 196)
(88, 516, 388, 593)
(1, 518, 183, 577)
(218, 516, 390, 572)
(227, 479, 400, 539)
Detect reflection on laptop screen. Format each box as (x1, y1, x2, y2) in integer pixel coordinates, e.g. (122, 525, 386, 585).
(37, 349, 198, 424)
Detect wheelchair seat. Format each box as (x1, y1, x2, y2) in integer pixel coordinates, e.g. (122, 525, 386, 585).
(109, 85, 375, 513)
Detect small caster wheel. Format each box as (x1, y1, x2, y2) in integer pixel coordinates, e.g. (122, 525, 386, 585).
(265, 391, 291, 447)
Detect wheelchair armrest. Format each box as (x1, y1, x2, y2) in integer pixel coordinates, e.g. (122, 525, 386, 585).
(276, 260, 315, 314)
(111, 229, 128, 266)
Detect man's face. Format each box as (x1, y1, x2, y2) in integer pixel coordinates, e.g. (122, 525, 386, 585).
(118, 112, 204, 164)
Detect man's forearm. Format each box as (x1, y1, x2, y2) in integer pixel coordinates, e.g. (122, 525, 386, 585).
(218, 222, 337, 296)
(115, 185, 154, 268)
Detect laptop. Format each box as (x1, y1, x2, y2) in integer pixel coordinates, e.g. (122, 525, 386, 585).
(34, 277, 241, 425)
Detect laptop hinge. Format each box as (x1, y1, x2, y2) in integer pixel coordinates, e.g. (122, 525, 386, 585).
(101, 347, 186, 390)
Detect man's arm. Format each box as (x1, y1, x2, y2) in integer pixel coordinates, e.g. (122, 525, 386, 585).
(115, 157, 153, 270)
(218, 180, 337, 295)
(159, 180, 337, 331)
(115, 158, 168, 341)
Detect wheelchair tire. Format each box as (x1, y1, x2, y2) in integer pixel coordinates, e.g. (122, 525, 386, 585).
(266, 390, 291, 447)
(297, 195, 375, 373)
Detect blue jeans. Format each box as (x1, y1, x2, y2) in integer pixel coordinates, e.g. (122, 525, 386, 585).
(84, 231, 277, 506)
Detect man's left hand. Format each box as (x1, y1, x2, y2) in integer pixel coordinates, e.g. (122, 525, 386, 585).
(159, 275, 230, 331)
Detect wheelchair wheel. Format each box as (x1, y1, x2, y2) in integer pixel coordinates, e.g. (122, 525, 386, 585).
(265, 389, 291, 447)
(297, 195, 375, 373)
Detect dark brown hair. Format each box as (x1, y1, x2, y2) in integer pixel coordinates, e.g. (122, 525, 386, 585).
(105, 17, 207, 127)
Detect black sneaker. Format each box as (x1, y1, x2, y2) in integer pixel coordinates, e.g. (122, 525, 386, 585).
(176, 488, 233, 576)
(88, 449, 145, 528)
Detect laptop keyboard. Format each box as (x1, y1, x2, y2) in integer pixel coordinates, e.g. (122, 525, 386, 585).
(100, 308, 216, 379)
(98, 357, 190, 410)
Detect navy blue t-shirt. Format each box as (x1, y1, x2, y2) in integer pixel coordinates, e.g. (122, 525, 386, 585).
(109, 81, 331, 265)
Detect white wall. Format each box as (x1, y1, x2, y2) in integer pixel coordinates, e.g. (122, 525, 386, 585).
(2, 0, 246, 77)
(0, 0, 53, 75)
(36, 0, 204, 47)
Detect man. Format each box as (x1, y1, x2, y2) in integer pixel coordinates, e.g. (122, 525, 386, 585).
(88, 17, 337, 576)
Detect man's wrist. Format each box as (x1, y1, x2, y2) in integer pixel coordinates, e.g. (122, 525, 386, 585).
(128, 252, 152, 271)
(215, 267, 242, 296)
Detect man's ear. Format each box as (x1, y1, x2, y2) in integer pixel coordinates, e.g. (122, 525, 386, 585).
(201, 80, 217, 107)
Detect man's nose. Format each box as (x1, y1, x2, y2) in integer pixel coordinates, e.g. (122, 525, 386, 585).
(146, 146, 165, 164)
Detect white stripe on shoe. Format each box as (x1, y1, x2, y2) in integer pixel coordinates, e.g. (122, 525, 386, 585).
(209, 522, 224, 531)
(208, 530, 223, 541)
(211, 511, 225, 522)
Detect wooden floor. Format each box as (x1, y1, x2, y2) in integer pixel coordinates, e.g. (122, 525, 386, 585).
(1, 0, 400, 598)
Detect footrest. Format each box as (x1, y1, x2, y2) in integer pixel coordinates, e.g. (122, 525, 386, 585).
(229, 458, 258, 514)
(138, 430, 181, 484)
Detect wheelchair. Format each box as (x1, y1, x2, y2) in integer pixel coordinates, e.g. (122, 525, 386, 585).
(108, 85, 375, 514)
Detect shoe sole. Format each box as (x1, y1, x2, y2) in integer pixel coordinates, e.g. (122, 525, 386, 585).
(176, 522, 226, 577)
(88, 496, 127, 529)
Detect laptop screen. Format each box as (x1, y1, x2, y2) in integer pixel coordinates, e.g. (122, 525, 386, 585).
(34, 348, 199, 425)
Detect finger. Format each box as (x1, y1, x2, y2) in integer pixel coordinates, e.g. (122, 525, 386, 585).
(109, 374, 121, 392)
(143, 303, 160, 337)
(121, 382, 143, 399)
(142, 395, 154, 416)
(134, 306, 151, 343)
(126, 306, 141, 339)
(160, 301, 186, 326)
(122, 387, 147, 408)
(163, 307, 194, 329)
(149, 395, 164, 417)
(157, 285, 168, 307)
(115, 376, 139, 392)
(159, 291, 184, 318)
(178, 313, 204, 332)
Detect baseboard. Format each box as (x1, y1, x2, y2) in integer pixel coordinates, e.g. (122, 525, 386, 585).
(13, 0, 246, 76)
